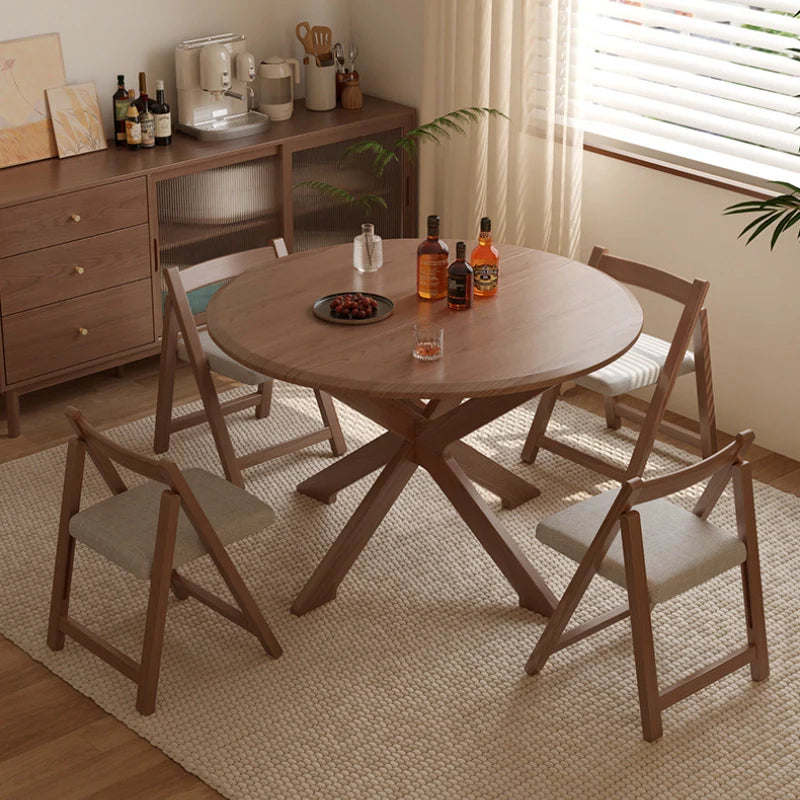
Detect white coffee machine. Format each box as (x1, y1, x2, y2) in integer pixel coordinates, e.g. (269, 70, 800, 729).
(175, 33, 269, 140)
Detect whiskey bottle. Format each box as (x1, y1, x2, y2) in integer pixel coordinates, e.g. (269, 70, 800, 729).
(125, 103, 142, 150)
(113, 75, 129, 146)
(150, 80, 172, 146)
(471, 216, 499, 297)
(417, 215, 449, 300)
(447, 241, 474, 310)
(134, 72, 149, 115)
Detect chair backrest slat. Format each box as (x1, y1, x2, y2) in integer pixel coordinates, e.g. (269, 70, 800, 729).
(627, 431, 753, 507)
(176, 240, 285, 294)
(588, 246, 696, 305)
(66, 407, 172, 487)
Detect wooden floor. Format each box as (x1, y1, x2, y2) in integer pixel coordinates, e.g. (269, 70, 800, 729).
(1, 357, 798, 799)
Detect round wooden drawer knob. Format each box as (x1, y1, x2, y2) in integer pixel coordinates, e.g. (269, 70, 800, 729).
(74, 265, 85, 275)
(70, 214, 81, 222)
(77, 327, 89, 336)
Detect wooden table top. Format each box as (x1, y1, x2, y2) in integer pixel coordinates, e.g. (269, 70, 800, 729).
(206, 239, 643, 400)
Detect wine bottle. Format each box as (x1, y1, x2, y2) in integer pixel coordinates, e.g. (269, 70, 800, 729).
(113, 74, 128, 147)
(134, 72, 149, 115)
(447, 241, 474, 310)
(150, 79, 172, 146)
(417, 215, 449, 300)
(471, 216, 499, 297)
(125, 103, 142, 150)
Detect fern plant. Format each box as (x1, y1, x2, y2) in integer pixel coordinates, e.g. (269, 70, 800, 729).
(294, 107, 508, 211)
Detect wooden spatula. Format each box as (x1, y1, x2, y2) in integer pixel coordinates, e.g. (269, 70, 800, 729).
(310, 26, 332, 56)
(295, 21, 314, 55)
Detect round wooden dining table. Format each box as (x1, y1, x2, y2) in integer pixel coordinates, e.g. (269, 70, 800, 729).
(206, 239, 643, 617)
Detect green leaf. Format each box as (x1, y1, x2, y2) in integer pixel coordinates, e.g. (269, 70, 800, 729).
(770, 209, 800, 249)
(742, 212, 783, 244)
(293, 180, 387, 211)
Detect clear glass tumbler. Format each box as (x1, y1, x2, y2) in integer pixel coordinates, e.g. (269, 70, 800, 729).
(412, 321, 444, 361)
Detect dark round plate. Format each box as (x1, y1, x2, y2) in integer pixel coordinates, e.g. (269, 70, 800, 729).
(313, 292, 394, 325)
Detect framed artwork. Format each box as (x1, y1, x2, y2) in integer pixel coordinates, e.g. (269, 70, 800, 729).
(47, 83, 107, 158)
(0, 32, 66, 168)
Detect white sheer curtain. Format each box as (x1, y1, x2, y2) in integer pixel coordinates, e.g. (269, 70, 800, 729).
(420, 0, 585, 258)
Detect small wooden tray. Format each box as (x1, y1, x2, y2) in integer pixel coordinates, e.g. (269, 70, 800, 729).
(312, 293, 394, 325)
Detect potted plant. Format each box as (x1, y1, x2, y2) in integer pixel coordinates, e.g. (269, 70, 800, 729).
(295, 106, 507, 211)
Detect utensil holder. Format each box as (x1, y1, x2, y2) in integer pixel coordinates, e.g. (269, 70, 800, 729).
(305, 61, 336, 111)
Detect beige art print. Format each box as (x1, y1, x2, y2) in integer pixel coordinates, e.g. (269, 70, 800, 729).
(46, 83, 107, 158)
(0, 33, 66, 168)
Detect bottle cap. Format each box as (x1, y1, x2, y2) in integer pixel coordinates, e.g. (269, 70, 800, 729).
(427, 214, 440, 225)
(480, 217, 491, 232)
(156, 79, 165, 90)
(117, 74, 125, 83)
(456, 241, 466, 259)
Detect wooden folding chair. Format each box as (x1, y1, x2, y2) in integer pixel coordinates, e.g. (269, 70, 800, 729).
(154, 239, 346, 487)
(526, 431, 768, 741)
(47, 407, 282, 715)
(522, 246, 718, 480)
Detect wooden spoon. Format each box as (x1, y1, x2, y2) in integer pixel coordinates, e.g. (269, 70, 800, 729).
(295, 21, 314, 55)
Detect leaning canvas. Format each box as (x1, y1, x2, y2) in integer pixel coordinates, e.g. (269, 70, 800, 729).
(0, 33, 66, 168)
(47, 83, 107, 158)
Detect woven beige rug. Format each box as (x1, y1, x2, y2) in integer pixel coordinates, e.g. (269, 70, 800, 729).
(0, 385, 797, 799)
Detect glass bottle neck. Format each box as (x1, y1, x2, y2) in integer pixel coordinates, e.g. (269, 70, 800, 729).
(479, 232, 492, 244)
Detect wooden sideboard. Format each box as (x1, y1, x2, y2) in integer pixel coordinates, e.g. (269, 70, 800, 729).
(0, 96, 416, 436)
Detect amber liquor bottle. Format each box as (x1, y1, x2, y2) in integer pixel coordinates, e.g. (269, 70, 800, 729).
(125, 102, 142, 151)
(447, 241, 473, 310)
(417, 215, 449, 300)
(113, 75, 128, 146)
(471, 216, 499, 297)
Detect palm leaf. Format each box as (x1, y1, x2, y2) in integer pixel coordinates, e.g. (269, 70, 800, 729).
(770, 209, 800, 249)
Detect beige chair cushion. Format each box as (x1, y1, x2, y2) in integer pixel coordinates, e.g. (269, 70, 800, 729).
(177, 329, 271, 387)
(536, 491, 746, 604)
(576, 333, 695, 396)
(70, 468, 275, 580)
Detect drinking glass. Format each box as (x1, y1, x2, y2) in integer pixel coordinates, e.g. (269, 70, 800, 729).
(412, 322, 444, 361)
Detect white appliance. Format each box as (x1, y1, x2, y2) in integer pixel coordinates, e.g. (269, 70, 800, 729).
(175, 33, 268, 140)
(257, 57, 300, 121)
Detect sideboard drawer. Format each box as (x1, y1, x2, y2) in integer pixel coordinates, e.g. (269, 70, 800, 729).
(0, 225, 151, 315)
(2, 280, 154, 384)
(0, 179, 148, 259)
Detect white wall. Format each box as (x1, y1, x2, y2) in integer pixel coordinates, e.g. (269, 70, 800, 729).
(348, 0, 424, 110)
(4, 0, 350, 137)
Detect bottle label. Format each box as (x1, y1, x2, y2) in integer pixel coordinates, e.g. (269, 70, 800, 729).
(141, 118, 155, 146)
(114, 98, 130, 121)
(448, 274, 471, 306)
(417, 254, 449, 298)
(154, 113, 171, 138)
(473, 262, 498, 292)
(126, 120, 142, 144)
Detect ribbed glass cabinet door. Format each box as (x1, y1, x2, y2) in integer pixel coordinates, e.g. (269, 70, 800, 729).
(292, 128, 404, 252)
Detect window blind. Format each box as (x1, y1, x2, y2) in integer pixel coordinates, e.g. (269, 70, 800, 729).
(584, 0, 800, 183)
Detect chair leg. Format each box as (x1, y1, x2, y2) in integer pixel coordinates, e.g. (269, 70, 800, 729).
(315, 390, 347, 457)
(154, 306, 179, 454)
(694, 310, 718, 458)
(733, 464, 769, 682)
(604, 395, 622, 430)
(621, 512, 663, 742)
(48, 438, 85, 651)
(521, 385, 560, 464)
(136, 492, 181, 715)
(255, 381, 273, 420)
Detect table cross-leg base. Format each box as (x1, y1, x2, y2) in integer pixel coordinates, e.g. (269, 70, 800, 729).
(291, 392, 557, 618)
